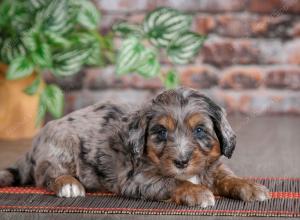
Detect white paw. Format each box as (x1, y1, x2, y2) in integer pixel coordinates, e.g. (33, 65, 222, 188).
(199, 190, 215, 208)
(236, 181, 270, 202)
(57, 183, 85, 198)
(254, 184, 270, 201)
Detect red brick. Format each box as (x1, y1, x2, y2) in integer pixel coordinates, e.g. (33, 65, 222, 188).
(285, 39, 300, 64)
(201, 38, 284, 66)
(201, 39, 259, 67)
(212, 89, 300, 114)
(194, 15, 216, 35)
(43, 71, 84, 90)
(119, 74, 163, 89)
(258, 40, 284, 64)
(156, 0, 246, 12)
(65, 89, 154, 113)
(220, 66, 263, 89)
(84, 67, 163, 90)
(290, 22, 300, 37)
(156, 0, 202, 11)
(265, 66, 300, 90)
(248, 16, 292, 37)
(127, 13, 145, 23)
(248, 0, 300, 14)
(215, 14, 252, 37)
(100, 13, 145, 32)
(215, 14, 292, 37)
(248, 0, 284, 13)
(179, 65, 219, 89)
(100, 13, 126, 32)
(98, 0, 156, 12)
(84, 67, 114, 89)
(198, 0, 247, 12)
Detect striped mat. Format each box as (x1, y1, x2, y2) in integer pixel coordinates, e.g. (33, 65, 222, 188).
(0, 177, 299, 217)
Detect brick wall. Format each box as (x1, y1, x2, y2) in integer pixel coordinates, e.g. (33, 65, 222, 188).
(47, 0, 300, 115)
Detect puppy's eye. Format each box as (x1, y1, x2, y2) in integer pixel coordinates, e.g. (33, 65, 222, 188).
(157, 129, 167, 141)
(150, 125, 168, 141)
(194, 126, 205, 139)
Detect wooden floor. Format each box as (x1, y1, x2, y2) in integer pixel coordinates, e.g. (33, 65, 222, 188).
(0, 115, 299, 219)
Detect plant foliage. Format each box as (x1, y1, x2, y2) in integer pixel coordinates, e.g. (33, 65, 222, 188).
(113, 7, 206, 87)
(0, 3, 206, 123)
(0, 0, 113, 122)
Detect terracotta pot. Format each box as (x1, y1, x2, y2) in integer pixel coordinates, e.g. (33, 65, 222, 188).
(0, 63, 42, 140)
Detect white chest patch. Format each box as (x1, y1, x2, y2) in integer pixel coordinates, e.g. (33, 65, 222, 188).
(187, 175, 200, 184)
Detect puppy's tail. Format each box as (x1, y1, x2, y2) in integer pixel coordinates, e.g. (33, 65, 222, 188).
(0, 152, 33, 187)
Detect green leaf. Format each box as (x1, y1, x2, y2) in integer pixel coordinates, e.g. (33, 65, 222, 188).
(36, 0, 70, 34)
(69, 32, 97, 45)
(29, 0, 51, 9)
(143, 7, 192, 47)
(6, 56, 34, 80)
(36, 97, 47, 127)
(0, 38, 3, 61)
(24, 76, 41, 95)
(41, 84, 64, 119)
(11, 12, 32, 33)
(77, 1, 101, 29)
(68, 32, 102, 66)
(136, 49, 160, 78)
(116, 37, 146, 75)
(100, 32, 114, 47)
(45, 32, 70, 47)
(167, 32, 206, 64)
(52, 48, 90, 76)
(99, 33, 115, 64)
(0, 1, 11, 27)
(164, 70, 179, 89)
(22, 30, 38, 51)
(1, 38, 27, 63)
(86, 43, 102, 66)
(0, 1, 31, 32)
(31, 43, 52, 68)
(113, 21, 144, 37)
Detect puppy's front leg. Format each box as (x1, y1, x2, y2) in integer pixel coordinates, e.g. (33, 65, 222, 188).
(213, 164, 270, 201)
(121, 172, 215, 207)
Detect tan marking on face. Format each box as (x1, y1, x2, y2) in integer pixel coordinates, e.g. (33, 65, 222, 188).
(158, 115, 175, 131)
(188, 147, 202, 171)
(186, 113, 204, 129)
(146, 142, 160, 165)
(186, 140, 221, 176)
(159, 147, 178, 176)
(209, 140, 221, 158)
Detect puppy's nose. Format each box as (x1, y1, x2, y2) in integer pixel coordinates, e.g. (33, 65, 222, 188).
(173, 159, 189, 169)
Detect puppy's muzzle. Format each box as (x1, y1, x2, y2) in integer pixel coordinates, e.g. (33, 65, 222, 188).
(173, 158, 189, 169)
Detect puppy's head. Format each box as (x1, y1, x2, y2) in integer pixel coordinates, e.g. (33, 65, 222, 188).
(127, 87, 236, 179)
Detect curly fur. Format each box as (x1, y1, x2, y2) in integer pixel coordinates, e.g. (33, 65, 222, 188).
(0, 87, 270, 206)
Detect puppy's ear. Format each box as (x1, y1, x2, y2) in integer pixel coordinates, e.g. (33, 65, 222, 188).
(127, 107, 151, 165)
(210, 106, 236, 158)
(188, 90, 236, 158)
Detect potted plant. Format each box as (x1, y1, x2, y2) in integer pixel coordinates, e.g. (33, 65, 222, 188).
(0, 0, 113, 139)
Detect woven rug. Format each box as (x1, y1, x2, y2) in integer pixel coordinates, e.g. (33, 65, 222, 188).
(0, 177, 299, 217)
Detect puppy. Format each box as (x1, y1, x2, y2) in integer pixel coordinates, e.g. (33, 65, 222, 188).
(0, 88, 269, 207)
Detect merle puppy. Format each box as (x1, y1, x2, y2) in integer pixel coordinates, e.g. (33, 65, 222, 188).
(0, 88, 269, 207)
